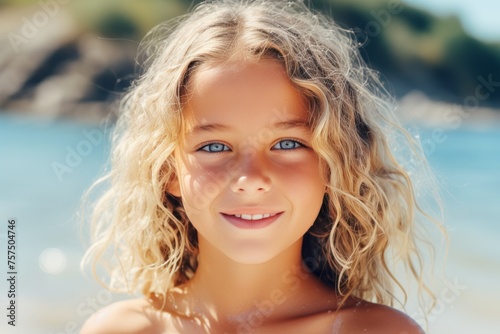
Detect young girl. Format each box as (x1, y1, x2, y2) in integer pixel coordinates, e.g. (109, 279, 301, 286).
(81, 0, 443, 333)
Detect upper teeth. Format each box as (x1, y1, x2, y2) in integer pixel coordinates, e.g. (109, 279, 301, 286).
(234, 213, 277, 220)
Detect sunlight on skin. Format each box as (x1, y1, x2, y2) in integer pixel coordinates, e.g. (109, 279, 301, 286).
(171, 58, 326, 266)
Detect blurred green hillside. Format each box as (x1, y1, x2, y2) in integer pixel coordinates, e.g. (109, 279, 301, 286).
(1, 0, 500, 109)
(313, 0, 500, 107)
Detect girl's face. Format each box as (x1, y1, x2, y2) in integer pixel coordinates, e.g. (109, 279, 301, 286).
(171, 58, 326, 264)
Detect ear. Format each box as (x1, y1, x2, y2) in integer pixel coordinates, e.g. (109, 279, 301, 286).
(167, 177, 181, 197)
(166, 153, 181, 197)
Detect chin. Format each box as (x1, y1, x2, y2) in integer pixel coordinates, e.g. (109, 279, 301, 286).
(222, 244, 282, 265)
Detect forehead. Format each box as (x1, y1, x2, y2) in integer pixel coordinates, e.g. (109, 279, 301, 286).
(182, 58, 310, 132)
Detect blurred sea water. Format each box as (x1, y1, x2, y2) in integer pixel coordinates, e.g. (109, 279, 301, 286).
(0, 113, 499, 333)
(0, 114, 117, 334)
(416, 126, 500, 333)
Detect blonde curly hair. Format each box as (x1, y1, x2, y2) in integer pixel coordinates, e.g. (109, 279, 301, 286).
(82, 0, 444, 314)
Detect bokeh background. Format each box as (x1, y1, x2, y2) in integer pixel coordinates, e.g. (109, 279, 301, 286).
(1, 0, 499, 333)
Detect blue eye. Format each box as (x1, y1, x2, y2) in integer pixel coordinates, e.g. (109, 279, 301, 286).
(272, 139, 303, 150)
(199, 142, 230, 153)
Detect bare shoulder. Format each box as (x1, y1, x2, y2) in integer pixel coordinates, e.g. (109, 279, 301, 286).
(333, 300, 424, 334)
(80, 298, 165, 334)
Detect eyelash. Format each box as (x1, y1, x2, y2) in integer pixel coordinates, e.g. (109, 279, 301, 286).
(197, 139, 307, 153)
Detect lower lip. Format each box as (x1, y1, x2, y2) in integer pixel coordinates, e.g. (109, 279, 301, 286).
(221, 212, 283, 229)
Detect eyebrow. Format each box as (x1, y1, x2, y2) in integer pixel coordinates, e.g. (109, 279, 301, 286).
(189, 118, 310, 135)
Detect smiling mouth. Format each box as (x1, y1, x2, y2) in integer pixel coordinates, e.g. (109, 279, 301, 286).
(230, 213, 279, 220)
(221, 212, 284, 229)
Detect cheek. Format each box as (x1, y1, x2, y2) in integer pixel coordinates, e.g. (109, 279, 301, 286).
(278, 155, 325, 188)
(280, 157, 325, 213)
(178, 158, 236, 214)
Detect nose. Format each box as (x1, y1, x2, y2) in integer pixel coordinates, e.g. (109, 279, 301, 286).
(229, 153, 271, 195)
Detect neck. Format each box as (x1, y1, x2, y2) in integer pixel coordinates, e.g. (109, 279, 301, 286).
(179, 236, 321, 327)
